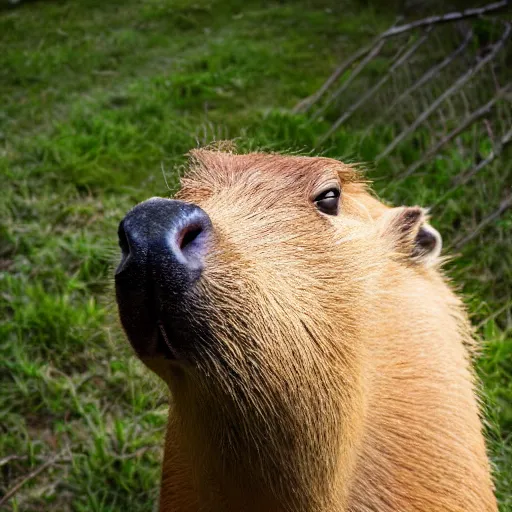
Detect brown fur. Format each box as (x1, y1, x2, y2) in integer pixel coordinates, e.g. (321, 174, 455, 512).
(136, 150, 496, 512)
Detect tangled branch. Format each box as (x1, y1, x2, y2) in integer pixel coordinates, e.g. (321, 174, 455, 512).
(400, 84, 511, 178)
(293, 0, 509, 114)
(296, 1, 511, 248)
(319, 28, 433, 143)
(376, 21, 510, 161)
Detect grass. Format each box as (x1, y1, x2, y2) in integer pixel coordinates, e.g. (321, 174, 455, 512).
(1, 0, 510, 510)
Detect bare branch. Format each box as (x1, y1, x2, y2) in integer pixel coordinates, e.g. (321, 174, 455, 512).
(296, 1, 509, 117)
(375, 22, 511, 160)
(449, 194, 512, 250)
(0, 451, 67, 507)
(319, 28, 433, 143)
(382, 1, 510, 38)
(295, 1, 509, 114)
(400, 84, 511, 178)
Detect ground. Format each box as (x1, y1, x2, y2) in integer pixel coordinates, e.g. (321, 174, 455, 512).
(1, 0, 510, 510)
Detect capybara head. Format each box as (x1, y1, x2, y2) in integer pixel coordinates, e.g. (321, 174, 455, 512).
(115, 149, 495, 512)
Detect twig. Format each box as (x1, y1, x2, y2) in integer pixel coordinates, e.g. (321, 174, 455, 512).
(400, 84, 511, 178)
(449, 194, 512, 250)
(0, 455, 24, 467)
(483, 118, 495, 140)
(116, 446, 155, 461)
(0, 451, 66, 507)
(377, 29, 474, 125)
(311, 38, 387, 120)
(319, 28, 433, 143)
(381, 1, 509, 38)
(376, 22, 511, 160)
(292, 44, 377, 114)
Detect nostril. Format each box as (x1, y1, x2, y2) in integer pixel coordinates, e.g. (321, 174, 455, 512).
(174, 216, 211, 268)
(179, 225, 203, 251)
(118, 220, 130, 256)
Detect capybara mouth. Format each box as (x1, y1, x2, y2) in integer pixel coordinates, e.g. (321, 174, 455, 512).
(115, 278, 178, 360)
(156, 321, 181, 359)
(114, 197, 212, 361)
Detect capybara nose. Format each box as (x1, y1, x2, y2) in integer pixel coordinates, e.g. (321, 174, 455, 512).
(115, 197, 212, 288)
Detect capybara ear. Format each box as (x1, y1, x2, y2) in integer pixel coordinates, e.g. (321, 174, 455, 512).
(378, 206, 442, 266)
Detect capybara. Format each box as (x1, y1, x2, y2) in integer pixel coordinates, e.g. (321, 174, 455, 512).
(114, 149, 497, 512)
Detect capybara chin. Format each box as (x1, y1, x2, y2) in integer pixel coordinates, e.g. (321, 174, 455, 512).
(114, 149, 497, 512)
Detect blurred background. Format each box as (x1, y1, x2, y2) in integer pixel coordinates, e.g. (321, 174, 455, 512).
(1, 0, 511, 510)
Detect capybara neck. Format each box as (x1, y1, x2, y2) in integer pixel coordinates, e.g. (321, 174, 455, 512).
(160, 261, 494, 512)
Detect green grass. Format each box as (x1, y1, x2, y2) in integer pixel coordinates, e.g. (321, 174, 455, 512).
(1, 0, 510, 510)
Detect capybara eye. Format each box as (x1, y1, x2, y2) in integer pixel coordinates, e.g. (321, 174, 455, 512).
(314, 188, 341, 215)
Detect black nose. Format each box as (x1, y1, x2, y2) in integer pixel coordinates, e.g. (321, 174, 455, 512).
(116, 197, 212, 290)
